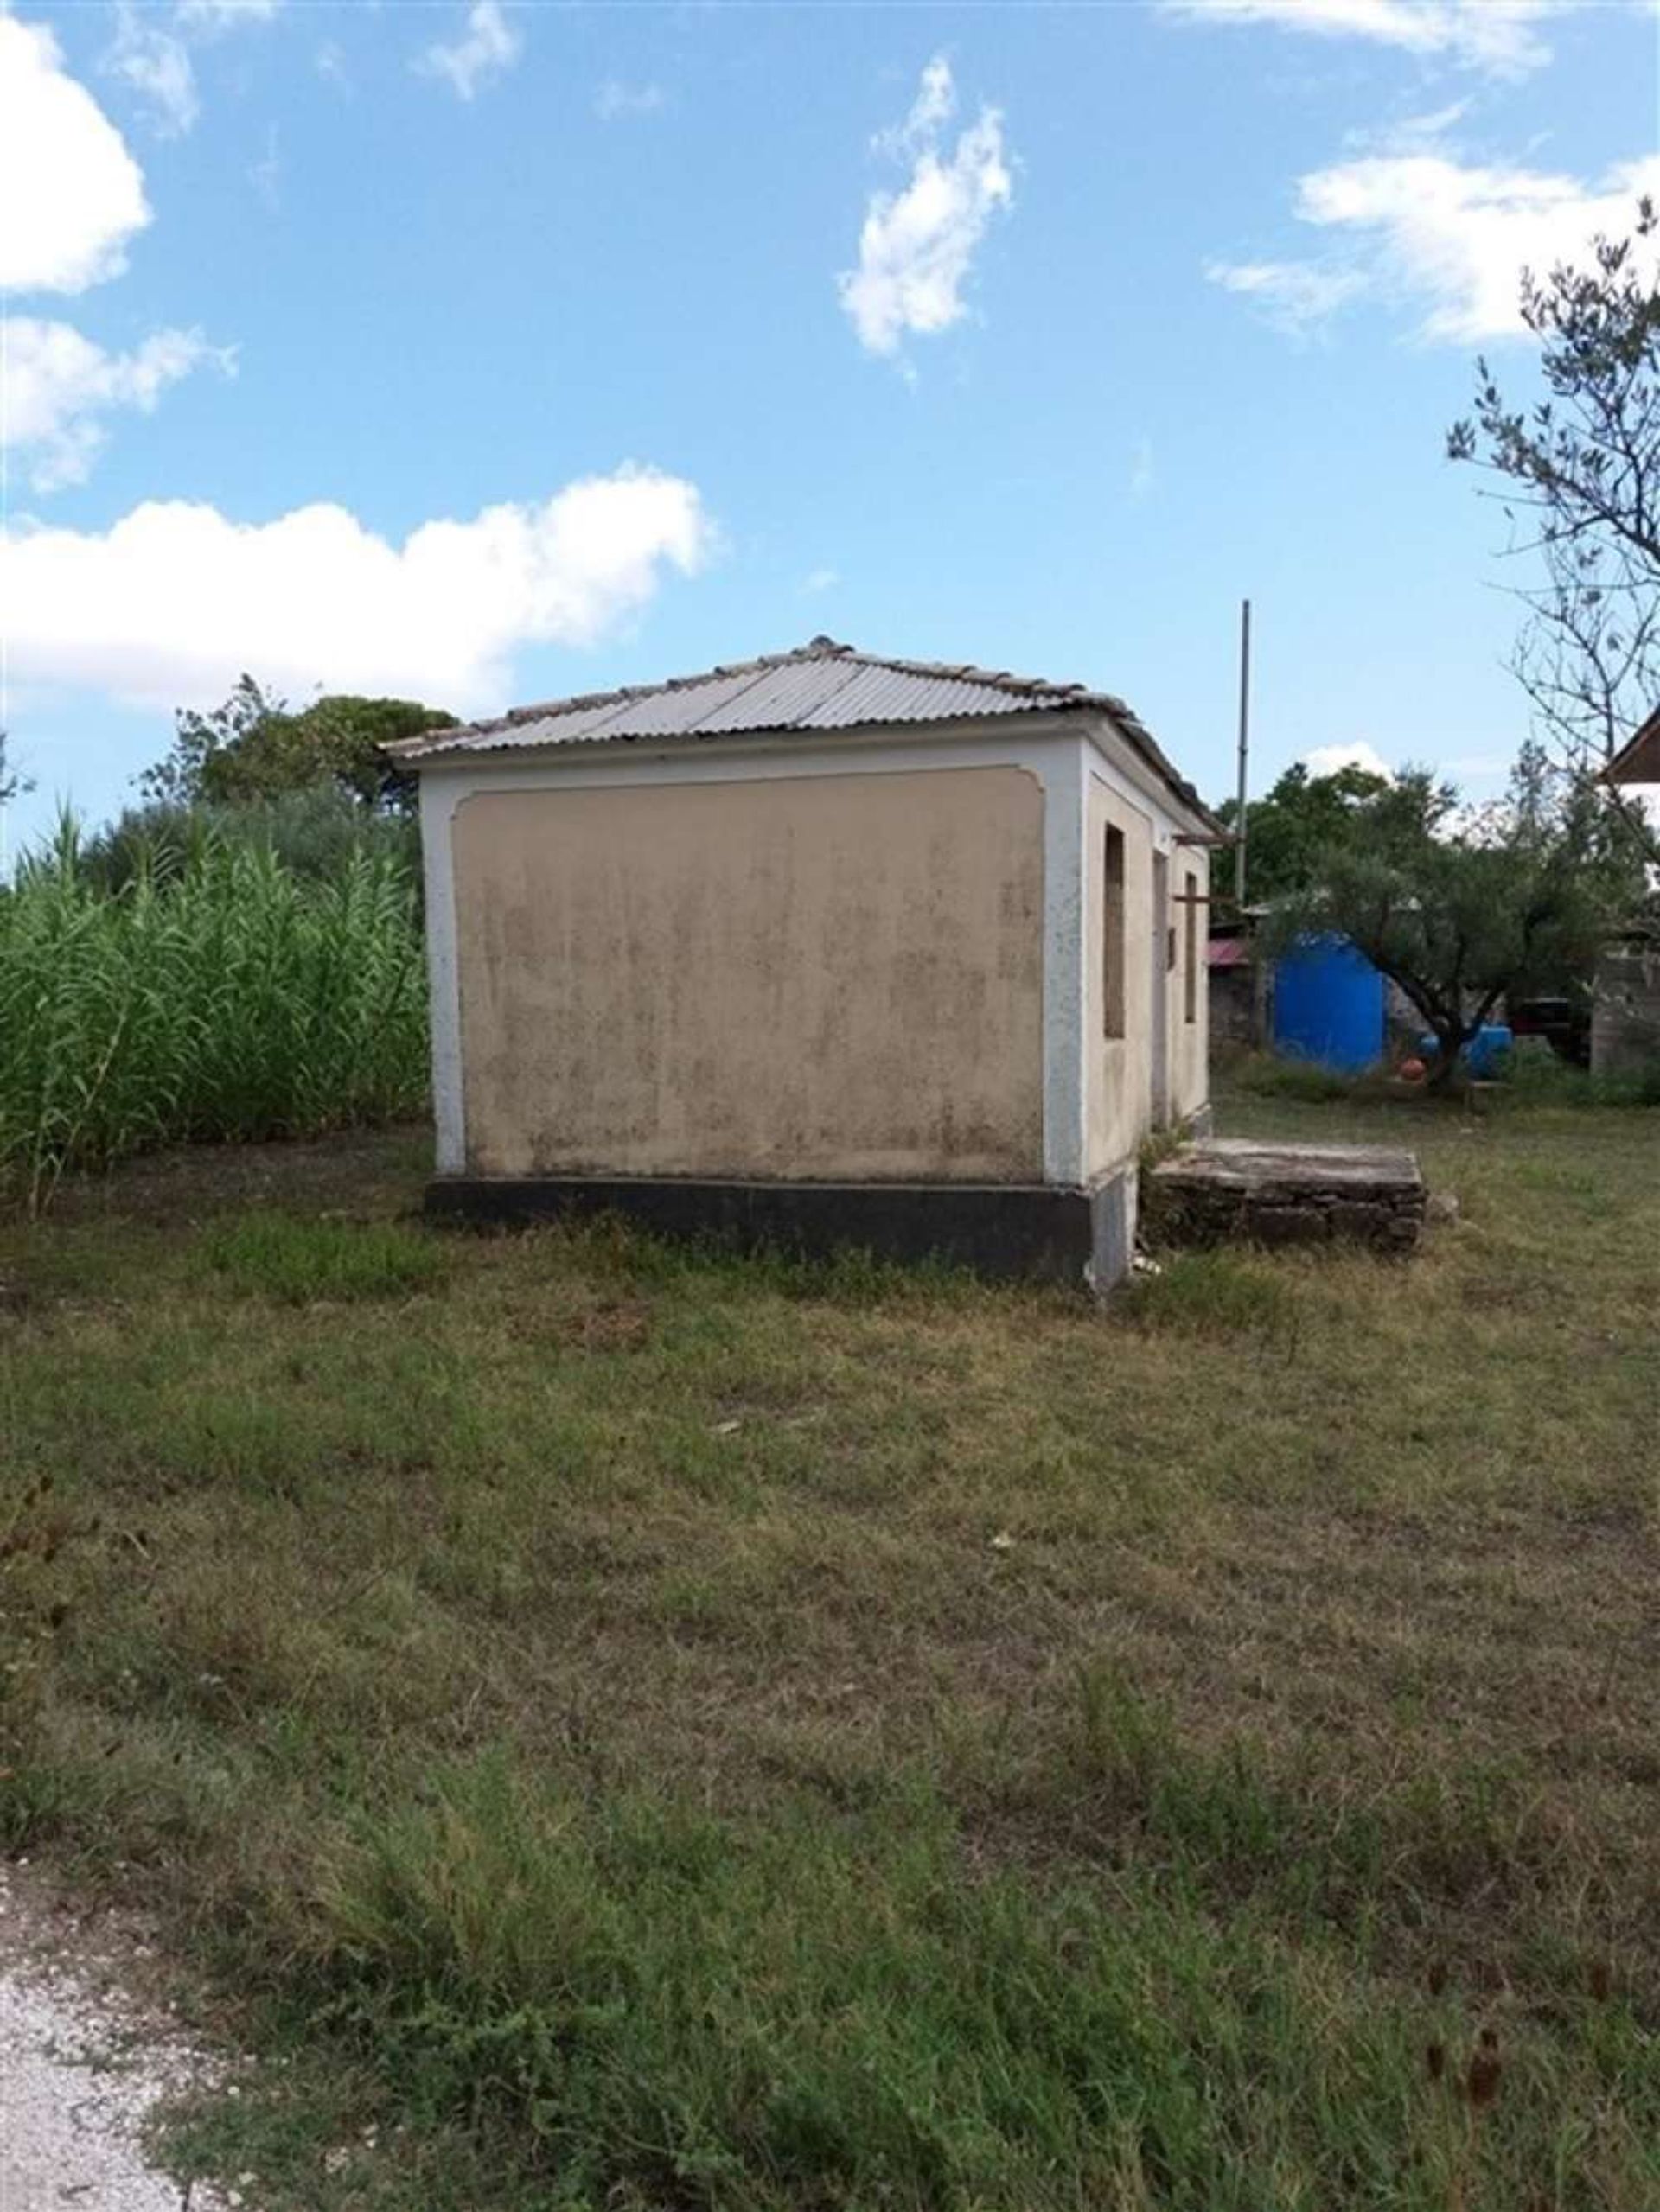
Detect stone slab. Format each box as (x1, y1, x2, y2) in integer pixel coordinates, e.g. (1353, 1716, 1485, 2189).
(1146, 1139, 1426, 1254)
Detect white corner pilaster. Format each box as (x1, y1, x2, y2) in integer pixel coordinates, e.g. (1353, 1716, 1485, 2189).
(420, 771, 466, 1174)
(1041, 736, 1089, 1189)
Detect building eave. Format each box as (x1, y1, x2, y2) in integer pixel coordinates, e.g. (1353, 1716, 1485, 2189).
(1606, 705, 1660, 786)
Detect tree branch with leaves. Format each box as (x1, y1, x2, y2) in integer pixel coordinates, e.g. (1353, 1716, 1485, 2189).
(1449, 197, 1660, 864)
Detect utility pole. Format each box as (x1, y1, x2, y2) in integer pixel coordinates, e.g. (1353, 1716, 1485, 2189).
(1234, 597, 1251, 908)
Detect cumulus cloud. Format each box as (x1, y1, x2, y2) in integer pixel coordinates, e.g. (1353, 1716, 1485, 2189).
(1, 467, 713, 713)
(0, 17, 150, 293)
(1211, 148, 1660, 342)
(1161, 1, 1563, 78)
(1303, 741, 1393, 781)
(415, 1, 521, 102)
(838, 56, 1013, 360)
(594, 78, 666, 121)
(3, 319, 235, 493)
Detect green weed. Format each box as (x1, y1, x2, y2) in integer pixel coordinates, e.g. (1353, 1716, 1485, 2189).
(201, 1215, 449, 1304)
(289, 1754, 1655, 2212)
(1119, 1247, 1299, 1336)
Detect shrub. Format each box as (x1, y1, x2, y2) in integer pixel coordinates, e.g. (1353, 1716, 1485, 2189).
(1227, 1051, 1367, 1103)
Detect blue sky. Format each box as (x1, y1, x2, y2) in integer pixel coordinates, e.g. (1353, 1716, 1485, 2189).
(3, 0, 1657, 854)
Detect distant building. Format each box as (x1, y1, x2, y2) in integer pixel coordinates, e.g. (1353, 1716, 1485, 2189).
(1206, 918, 1261, 1047)
(1595, 711, 1660, 1078)
(1606, 705, 1660, 788)
(390, 638, 1221, 1284)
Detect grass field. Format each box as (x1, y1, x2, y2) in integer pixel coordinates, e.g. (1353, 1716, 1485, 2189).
(2, 1092, 1657, 2209)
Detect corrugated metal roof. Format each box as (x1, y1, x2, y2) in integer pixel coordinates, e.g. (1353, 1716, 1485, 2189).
(387, 637, 1218, 828)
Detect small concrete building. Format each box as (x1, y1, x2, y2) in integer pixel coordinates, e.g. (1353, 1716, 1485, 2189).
(391, 638, 1220, 1284)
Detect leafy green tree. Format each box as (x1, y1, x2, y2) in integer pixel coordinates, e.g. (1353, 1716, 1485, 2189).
(1448, 199, 1659, 861)
(140, 679, 456, 814)
(1215, 761, 1394, 908)
(1266, 756, 1638, 1087)
(80, 786, 420, 895)
(138, 675, 279, 807)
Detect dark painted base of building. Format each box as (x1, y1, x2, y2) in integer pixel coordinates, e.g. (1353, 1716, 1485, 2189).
(425, 1170, 1138, 1287)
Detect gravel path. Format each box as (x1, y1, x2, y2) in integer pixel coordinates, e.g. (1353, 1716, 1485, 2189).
(0, 1860, 239, 2211)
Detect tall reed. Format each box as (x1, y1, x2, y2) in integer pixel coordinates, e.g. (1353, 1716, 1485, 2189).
(0, 817, 428, 1209)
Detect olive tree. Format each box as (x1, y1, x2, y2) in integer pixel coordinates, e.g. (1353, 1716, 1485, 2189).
(1448, 200, 1659, 859)
(1267, 757, 1636, 1086)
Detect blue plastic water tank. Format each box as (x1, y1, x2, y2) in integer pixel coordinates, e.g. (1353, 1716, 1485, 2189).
(1274, 937, 1385, 1073)
(1417, 1023, 1514, 1076)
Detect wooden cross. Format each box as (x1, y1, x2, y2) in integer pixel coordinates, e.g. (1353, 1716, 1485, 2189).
(1170, 882, 1210, 915)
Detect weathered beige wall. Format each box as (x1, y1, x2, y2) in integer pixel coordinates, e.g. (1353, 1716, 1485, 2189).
(451, 768, 1046, 1182)
(1085, 778, 1155, 1175)
(1083, 781, 1210, 1173)
(1170, 847, 1210, 1123)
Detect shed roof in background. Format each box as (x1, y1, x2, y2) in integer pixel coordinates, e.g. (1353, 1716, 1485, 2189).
(1606, 705, 1660, 786)
(1206, 939, 1253, 970)
(387, 636, 1219, 829)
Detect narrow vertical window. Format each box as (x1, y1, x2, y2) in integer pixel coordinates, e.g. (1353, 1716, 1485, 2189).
(1183, 870, 1198, 1025)
(1102, 824, 1126, 1038)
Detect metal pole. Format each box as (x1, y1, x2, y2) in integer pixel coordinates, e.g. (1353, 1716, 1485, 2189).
(1234, 597, 1251, 908)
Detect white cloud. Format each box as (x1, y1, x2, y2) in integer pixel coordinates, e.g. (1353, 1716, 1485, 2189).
(875, 53, 955, 156)
(1, 467, 713, 713)
(3, 319, 234, 493)
(248, 122, 281, 210)
(1205, 257, 1368, 335)
(103, 0, 281, 137)
(838, 56, 1014, 360)
(0, 17, 150, 294)
(594, 78, 666, 121)
(1212, 149, 1660, 342)
(801, 566, 840, 595)
(175, 0, 282, 24)
(1161, 1, 1564, 78)
(1127, 437, 1156, 500)
(105, 3, 199, 138)
(1303, 741, 1394, 781)
(315, 40, 348, 92)
(414, 1, 521, 102)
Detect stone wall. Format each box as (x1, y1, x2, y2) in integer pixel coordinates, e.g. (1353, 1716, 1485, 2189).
(1146, 1139, 1427, 1254)
(1591, 938, 1660, 1081)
